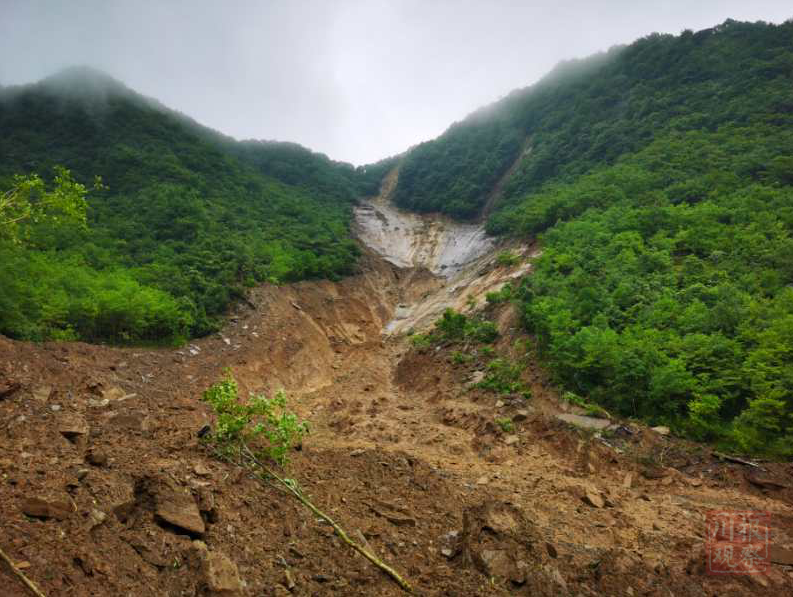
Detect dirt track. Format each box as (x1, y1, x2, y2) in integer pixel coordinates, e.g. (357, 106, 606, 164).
(1, 187, 793, 595)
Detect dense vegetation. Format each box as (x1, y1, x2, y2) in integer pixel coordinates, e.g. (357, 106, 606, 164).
(0, 67, 382, 343)
(225, 140, 400, 203)
(394, 19, 793, 221)
(516, 126, 793, 455)
(397, 20, 793, 455)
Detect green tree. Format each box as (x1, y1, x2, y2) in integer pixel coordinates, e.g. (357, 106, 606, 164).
(0, 167, 92, 243)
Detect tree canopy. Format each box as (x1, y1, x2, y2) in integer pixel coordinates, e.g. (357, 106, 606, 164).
(392, 20, 793, 456)
(0, 68, 390, 344)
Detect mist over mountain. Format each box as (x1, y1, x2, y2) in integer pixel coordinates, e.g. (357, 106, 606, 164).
(0, 66, 377, 343)
(1, 18, 792, 455)
(3, 13, 793, 597)
(393, 19, 793, 221)
(386, 19, 793, 455)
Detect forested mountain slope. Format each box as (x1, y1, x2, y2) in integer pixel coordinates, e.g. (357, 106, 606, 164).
(0, 67, 382, 344)
(394, 19, 793, 220)
(389, 19, 793, 456)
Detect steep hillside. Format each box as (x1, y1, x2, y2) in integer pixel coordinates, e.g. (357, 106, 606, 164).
(225, 140, 400, 203)
(393, 19, 793, 220)
(1, 245, 792, 597)
(0, 67, 387, 344)
(384, 19, 793, 457)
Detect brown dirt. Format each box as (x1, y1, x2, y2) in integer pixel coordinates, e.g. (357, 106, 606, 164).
(1, 252, 792, 596)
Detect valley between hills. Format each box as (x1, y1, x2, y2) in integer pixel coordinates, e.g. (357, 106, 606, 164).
(2, 16, 793, 597)
(1, 174, 791, 596)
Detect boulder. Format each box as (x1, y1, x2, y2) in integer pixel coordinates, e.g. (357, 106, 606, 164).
(556, 413, 610, 430)
(154, 486, 205, 536)
(512, 409, 532, 422)
(461, 501, 525, 583)
(581, 488, 604, 509)
(31, 385, 53, 402)
(59, 416, 89, 441)
(85, 449, 108, 467)
(457, 500, 567, 595)
(191, 541, 243, 596)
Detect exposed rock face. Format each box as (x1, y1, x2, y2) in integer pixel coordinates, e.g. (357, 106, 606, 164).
(354, 179, 494, 277)
(354, 172, 536, 335)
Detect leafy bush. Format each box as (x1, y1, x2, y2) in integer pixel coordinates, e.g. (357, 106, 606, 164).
(496, 251, 520, 267)
(410, 309, 499, 348)
(451, 350, 473, 365)
(496, 417, 515, 433)
(476, 358, 526, 395)
(486, 283, 515, 304)
(409, 332, 433, 349)
(201, 371, 308, 466)
(479, 346, 495, 358)
(513, 126, 793, 455)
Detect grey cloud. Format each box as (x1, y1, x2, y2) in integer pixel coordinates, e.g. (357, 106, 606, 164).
(1, 0, 790, 164)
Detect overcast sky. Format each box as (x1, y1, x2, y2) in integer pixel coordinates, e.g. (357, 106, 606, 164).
(1, 1, 790, 164)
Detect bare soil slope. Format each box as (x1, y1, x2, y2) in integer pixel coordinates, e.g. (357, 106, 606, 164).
(1, 181, 792, 596)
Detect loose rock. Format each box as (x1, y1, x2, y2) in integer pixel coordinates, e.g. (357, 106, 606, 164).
(154, 486, 205, 535)
(0, 379, 20, 399)
(470, 371, 485, 384)
(88, 508, 107, 528)
(556, 413, 610, 430)
(59, 416, 90, 441)
(193, 463, 212, 477)
(582, 488, 604, 509)
(512, 409, 531, 422)
(31, 386, 52, 402)
(284, 569, 296, 590)
(192, 540, 243, 595)
(21, 495, 75, 520)
(85, 449, 108, 467)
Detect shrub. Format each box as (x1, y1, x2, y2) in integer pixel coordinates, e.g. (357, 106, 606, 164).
(451, 350, 473, 365)
(477, 358, 525, 394)
(486, 283, 514, 304)
(496, 251, 520, 267)
(201, 371, 308, 465)
(496, 417, 515, 433)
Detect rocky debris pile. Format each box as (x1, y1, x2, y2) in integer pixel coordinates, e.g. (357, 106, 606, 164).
(454, 500, 570, 595)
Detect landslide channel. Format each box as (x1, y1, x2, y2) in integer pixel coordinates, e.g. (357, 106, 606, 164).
(1, 173, 792, 596)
